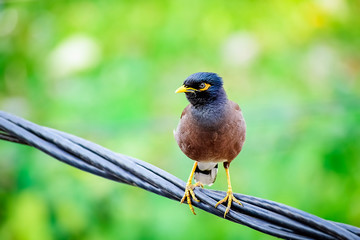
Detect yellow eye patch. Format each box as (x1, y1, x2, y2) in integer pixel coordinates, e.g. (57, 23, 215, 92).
(199, 83, 211, 91)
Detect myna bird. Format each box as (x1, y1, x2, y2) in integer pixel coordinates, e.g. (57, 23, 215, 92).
(174, 72, 246, 217)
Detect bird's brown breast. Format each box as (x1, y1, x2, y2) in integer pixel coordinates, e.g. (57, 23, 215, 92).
(175, 101, 246, 163)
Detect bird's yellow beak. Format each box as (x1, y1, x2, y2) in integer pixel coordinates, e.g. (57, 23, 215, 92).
(175, 85, 197, 93)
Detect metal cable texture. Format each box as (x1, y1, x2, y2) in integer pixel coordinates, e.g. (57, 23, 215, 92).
(0, 111, 359, 240)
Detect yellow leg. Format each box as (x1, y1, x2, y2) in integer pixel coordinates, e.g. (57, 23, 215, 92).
(215, 165, 242, 218)
(180, 162, 202, 215)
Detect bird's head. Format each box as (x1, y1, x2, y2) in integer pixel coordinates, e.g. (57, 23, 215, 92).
(175, 72, 226, 106)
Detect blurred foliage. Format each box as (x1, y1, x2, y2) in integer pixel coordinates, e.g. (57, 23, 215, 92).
(0, 0, 360, 239)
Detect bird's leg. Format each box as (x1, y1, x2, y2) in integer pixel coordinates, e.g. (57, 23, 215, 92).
(180, 162, 201, 215)
(215, 163, 242, 218)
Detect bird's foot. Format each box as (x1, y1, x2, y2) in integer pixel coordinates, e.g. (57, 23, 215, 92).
(180, 182, 203, 215)
(215, 190, 243, 218)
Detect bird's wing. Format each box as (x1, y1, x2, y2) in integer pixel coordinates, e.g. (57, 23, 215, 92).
(230, 100, 241, 111)
(174, 104, 191, 138)
(230, 101, 246, 129)
(180, 104, 191, 119)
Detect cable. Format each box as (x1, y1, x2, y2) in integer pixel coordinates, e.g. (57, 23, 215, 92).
(0, 111, 359, 240)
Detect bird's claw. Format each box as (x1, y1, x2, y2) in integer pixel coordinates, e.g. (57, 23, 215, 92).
(180, 182, 202, 215)
(215, 190, 243, 218)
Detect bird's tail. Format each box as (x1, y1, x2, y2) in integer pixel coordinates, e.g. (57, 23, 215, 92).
(194, 162, 218, 186)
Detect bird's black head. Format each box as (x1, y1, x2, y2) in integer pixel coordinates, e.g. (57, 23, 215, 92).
(175, 72, 227, 107)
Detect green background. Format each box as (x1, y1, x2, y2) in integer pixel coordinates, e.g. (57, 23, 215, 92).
(0, 0, 359, 239)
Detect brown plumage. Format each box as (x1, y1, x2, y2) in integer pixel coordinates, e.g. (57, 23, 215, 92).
(175, 101, 246, 163)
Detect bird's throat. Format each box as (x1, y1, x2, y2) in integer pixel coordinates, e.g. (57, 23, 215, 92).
(185, 87, 228, 128)
(190, 100, 228, 129)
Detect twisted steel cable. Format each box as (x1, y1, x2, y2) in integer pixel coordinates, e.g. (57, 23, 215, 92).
(0, 111, 359, 240)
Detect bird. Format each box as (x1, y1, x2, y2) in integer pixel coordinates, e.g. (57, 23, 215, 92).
(174, 72, 246, 218)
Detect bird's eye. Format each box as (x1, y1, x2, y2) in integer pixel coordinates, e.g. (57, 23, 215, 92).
(198, 83, 211, 91)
